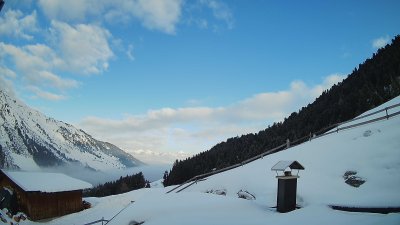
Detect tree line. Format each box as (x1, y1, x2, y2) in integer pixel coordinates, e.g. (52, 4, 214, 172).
(163, 35, 400, 186)
(84, 172, 150, 197)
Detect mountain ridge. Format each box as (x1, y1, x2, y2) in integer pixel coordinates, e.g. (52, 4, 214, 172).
(0, 90, 143, 171)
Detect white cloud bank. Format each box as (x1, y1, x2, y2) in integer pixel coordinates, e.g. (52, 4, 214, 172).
(0, 1, 233, 100)
(79, 74, 345, 165)
(0, 20, 113, 100)
(0, 9, 38, 40)
(0, 0, 183, 100)
(38, 0, 183, 34)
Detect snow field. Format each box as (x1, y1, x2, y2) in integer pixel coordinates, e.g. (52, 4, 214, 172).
(15, 97, 400, 225)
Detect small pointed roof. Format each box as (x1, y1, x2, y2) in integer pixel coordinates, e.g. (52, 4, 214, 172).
(271, 160, 305, 171)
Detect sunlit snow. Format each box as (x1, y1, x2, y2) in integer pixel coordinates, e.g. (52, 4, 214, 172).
(10, 97, 400, 225)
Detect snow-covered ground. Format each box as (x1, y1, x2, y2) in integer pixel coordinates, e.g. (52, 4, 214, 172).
(7, 97, 400, 225)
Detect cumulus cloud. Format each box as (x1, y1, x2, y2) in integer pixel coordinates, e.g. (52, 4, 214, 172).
(0, 19, 113, 100)
(0, 9, 38, 40)
(0, 43, 57, 73)
(0, 42, 77, 100)
(38, 0, 183, 34)
(128, 0, 182, 34)
(78, 74, 345, 164)
(372, 35, 390, 49)
(49, 21, 114, 74)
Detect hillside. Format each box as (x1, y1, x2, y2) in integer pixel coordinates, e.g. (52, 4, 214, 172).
(164, 35, 400, 186)
(19, 97, 400, 225)
(0, 90, 142, 171)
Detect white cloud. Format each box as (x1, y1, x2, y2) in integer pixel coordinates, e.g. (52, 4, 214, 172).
(38, 0, 102, 22)
(129, 0, 182, 34)
(0, 76, 16, 97)
(311, 73, 344, 96)
(0, 43, 56, 76)
(38, 0, 183, 34)
(0, 9, 38, 40)
(0, 42, 78, 100)
(50, 21, 114, 74)
(372, 35, 390, 49)
(199, 0, 234, 29)
(0, 66, 17, 79)
(0, 21, 113, 77)
(37, 71, 79, 90)
(78, 74, 345, 164)
(129, 149, 191, 165)
(0, 43, 60, 75)
(27, 86, 67, 101)
(0, 19, 114, 100)
(126, 44, 135, 61)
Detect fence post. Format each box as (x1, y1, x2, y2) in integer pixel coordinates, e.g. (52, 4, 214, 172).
(102, 217, 104, 225)
(386, 108, 389, 119)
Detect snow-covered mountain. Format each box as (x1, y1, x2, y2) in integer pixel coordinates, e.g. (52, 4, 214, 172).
(0, 89, 142, 171)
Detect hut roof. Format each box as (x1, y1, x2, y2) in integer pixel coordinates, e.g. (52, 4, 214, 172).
(271, 160, 305, 171)
(1, 170, 92, 192)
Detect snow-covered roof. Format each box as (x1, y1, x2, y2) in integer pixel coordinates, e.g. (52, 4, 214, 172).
(1, 170, 93, 192)
(271, 160, 305, 171)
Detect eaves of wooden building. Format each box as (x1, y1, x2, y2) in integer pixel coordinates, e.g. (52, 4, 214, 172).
(0, 170, 92, 220)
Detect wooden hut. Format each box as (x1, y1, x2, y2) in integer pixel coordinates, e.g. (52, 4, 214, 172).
(0, 170, 92, 221)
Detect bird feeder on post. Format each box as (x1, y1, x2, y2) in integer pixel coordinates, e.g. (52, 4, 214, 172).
(271, 160, 305, 213)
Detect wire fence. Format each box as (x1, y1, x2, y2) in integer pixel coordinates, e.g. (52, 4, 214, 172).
(83, 218, 109, 225)
(83, 201, 136, 225)
(167, 102, 400, 194)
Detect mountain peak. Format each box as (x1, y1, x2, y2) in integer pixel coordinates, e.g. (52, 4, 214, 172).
(0, 89, 142, 171)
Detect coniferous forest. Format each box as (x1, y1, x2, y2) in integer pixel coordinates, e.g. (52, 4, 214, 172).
(163, 35, 400, 186)
(84, 172, 150, 197)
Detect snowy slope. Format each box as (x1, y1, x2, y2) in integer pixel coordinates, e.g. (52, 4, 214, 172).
(181, 96, 400, 208)
(20, 96, 400, 225)
(0, 90, 142, 171)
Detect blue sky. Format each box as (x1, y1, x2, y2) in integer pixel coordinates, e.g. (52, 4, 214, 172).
(1, 0, 399, 164)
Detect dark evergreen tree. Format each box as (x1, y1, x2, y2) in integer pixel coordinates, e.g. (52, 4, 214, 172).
(84, 172, 147, 197)
(145, 181, 151, 188)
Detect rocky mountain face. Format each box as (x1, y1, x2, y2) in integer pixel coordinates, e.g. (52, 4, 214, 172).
(0, 90, 142, 171)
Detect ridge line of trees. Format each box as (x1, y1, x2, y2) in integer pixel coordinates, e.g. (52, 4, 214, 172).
(164, 35, 400, 186)
(84, 172, 150, 197)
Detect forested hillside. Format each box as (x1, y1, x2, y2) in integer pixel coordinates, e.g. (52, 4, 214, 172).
(163, 35, 400, 186)
(84, 172, 149, 197)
